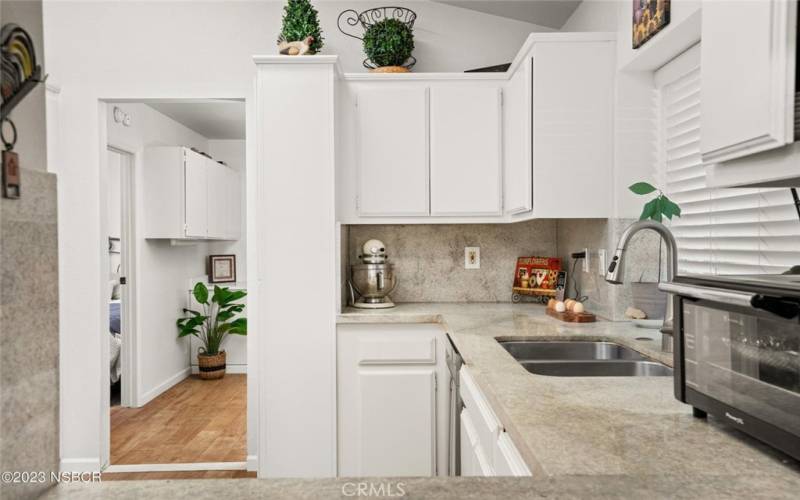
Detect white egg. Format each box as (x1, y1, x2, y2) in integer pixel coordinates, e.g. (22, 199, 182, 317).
(573, 302, 585, 314)
(554, 301, 566, 313)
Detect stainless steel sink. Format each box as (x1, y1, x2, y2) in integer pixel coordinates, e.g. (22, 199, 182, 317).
(520, 360, 673, 377)
(499, 341, 648, 361)
(498, 340, 672, 377)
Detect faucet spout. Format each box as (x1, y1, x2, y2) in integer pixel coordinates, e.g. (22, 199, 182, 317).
(605, 220, 678, 353)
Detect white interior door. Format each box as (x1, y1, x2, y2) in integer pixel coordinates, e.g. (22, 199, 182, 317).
(357, 86, 429, 216)
(184, 149, 208, 238)
(430, 86, 502, 216)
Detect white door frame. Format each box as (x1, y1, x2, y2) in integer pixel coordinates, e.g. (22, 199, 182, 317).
(106, 145, 138, 409)
(96, 97, 258, 474)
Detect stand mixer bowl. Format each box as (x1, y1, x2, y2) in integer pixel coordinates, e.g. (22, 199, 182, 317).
(350, 263, 396, 303)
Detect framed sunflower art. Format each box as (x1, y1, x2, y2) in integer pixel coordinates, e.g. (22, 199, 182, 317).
(632, 0, 670, 49)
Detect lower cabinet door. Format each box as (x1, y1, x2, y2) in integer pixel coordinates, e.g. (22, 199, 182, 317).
(460, 406, 494, 477)
(351, 368, 437, 476)
(493, 432, 531, 476)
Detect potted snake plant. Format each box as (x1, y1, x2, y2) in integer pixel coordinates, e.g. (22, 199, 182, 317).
(177, 283, 247, 379)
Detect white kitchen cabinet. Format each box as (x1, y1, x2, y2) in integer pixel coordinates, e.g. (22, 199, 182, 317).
(493, 432, 531, 476)
(184, 149, 209, 238)
(529, 40, 615, 218)
(701, 0, 798, 163)
(430, 87, 502, 216)
(503, 61, 532, 215)
(337, 324, 450, 477)
(460, 408, 494, 477)
(206, 158, 227, 239)
(143, 146, 241, 240)
(225, 166, 243, 240)
(459, 366, 531, 477)
(357, 87, 429, 216)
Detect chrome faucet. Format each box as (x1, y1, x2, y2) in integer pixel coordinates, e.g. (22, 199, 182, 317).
(605, 220, 677, 353)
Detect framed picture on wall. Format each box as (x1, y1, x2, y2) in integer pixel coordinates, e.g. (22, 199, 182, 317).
(632, 0, 671, 49)
(209, 254, 236, 283)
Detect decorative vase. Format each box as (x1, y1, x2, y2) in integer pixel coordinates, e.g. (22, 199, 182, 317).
(631, 282, 667, 319)
(198, 351, 226, 380)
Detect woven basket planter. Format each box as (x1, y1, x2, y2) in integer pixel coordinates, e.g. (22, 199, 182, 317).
(198, 351, 226, 380)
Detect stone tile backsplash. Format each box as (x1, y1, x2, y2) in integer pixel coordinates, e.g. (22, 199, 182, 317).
(346, 218, 663, 320)
(348, 220, 558, 303)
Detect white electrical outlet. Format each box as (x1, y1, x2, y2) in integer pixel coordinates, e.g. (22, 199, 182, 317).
(582, 248, 590, 273)
(598, 249, 607, 276)
(465, 247, 480, 269)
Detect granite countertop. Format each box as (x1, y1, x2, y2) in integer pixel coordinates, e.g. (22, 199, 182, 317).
(40, 303, 800, 499)
(338, 303, 800, 491)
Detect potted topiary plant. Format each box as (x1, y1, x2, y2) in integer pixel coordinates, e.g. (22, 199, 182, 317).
(363, 17, 415, 73)
(177, 283, 247, 380)
(628, 181, 681, 322)
(277, 0, 324, 55)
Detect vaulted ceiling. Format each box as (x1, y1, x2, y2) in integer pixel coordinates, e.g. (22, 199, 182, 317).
(432, 0, 583, 29)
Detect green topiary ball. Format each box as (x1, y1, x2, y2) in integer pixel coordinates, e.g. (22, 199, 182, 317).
(363, 18, 414, 68)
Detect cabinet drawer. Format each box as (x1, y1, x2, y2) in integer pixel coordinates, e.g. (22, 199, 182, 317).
(459, 367, 501, 459)
(358, 337, 437, 365)
(493, 432, 531, 477)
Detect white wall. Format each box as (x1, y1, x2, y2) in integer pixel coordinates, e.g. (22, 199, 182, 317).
(562, 0, 619, 32)
(44, 0, 548, 473)
(106, 103, 211, 406)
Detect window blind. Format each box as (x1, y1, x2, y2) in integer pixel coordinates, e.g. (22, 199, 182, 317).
(657, 46, 800, 276)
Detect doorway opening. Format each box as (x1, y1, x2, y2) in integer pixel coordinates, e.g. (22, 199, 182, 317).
(101, 99, 253, 478)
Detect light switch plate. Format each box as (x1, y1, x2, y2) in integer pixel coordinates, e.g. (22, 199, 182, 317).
(465, 247, 480, 269)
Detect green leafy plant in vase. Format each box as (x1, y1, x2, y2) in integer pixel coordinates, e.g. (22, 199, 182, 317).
(177, 283, 247, 380)
(627, 181, 682, 320)
(363, 18, 415, 73)
(278, 0, 324, 55)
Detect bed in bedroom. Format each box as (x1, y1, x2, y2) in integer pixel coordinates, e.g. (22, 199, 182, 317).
(110, 299, 122, 384)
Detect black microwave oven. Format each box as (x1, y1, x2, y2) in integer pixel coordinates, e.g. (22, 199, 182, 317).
(661, 274, 800, 461)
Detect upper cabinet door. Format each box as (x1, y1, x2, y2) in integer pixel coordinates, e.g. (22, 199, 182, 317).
(226, 167, 242, 240)
(184, 149, 208, 238)
(503, 63, 532, 215)
(430, 87, 502, 216)
(357, 87, 429, 216)
(206, 159, 227, 239)
(701, 0, 798, 163)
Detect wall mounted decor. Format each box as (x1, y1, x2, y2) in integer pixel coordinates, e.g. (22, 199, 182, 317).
(1, 23, 46, 120)
(337, 6, 417, 71)
(209, 254, 237, 283)
(632, 0, 670, 49)
(2, 117, 20, 199)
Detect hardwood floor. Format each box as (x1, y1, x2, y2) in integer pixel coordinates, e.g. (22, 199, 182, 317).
(110, 374, 246, 465)
(102, 470, 256, 481)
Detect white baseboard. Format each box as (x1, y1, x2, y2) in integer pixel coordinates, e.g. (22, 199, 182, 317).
(138, 366, 191, 406)
(246, 455, 258, 472)
(191, 364, 247, 374)
(60, 457, 102, 473)
(104, 462, 246, 473)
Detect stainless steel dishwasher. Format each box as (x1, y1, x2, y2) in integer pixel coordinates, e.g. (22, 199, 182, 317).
(446, 334, 463, 476)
